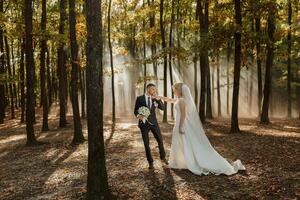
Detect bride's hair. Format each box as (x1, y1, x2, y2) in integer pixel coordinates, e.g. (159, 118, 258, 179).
(173, 83, 184, 96)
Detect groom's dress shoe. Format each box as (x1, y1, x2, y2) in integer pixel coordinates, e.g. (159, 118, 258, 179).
(148, 163, 154, 169)
(161, 158, 169, 165)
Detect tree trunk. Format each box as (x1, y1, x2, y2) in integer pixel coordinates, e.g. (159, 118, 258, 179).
(206, 61, 212, 119)
(297, 62, 300, 118)
(255, 17, 263, 117)
(58, 0, 67, 127)
(69, 0, 84, 144)
(79, 46, 85, 118)
(197, 0, 207, 123)
(143, 10, 147, 93)
(40, 0, 49, 131)
(86, 0, 110, 198)
(11, 41, 18, 109)
(194, 57, 198, 105)
(107, 0, 116, 124)
(80, 69, 86, 118)
(160, 0, 168, 123)
(249, 61, 254, 115)
(176, 0, 182, 74)
(147, 0, 157, 77)
(249, 19, 254, 115)
(46, 47, 52, 106)
(260, 8, 276, 124)
(287, 0, 292, 118)
(20, 38, 25, 123)
(226, 41, 232, 116)
(25, 0, 38, 145)
(4, 36, 15, 119)
(204, 1, 212, 119)
(169, 0, 175, 119)
(230, 0, 242, 133)
(143, 45, 146, 92)
(17, 42, 21, 108)
(212, 66, 215, 112)
(52, 44, 58, 102)
(297, 4, 300, 118)
(0, 0, 5, 124)
(217, 53, 221, 117)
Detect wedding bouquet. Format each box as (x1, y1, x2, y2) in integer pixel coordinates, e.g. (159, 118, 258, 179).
(138, 106, 151, 124)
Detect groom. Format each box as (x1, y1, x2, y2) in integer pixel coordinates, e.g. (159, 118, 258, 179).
(134, 83, 168, 169)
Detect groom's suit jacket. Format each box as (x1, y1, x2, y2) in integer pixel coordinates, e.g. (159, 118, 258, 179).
(134, 95, 165, 128)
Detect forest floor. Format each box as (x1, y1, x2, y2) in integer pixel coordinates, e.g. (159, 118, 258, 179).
(0, 105, 300, 200)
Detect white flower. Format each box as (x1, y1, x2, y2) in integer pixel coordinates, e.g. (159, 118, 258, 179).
(138, 106, 151, 124)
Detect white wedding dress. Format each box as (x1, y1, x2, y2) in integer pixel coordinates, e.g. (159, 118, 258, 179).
(168, 84, 245, 175)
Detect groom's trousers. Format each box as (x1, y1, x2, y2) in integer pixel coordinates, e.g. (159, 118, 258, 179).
(140, 124, 166, 164)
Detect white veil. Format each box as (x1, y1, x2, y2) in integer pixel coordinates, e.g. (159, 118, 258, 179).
(175, 84, 245, 175)
(180, 84, 213, 147)
(181, 84, 202, 126)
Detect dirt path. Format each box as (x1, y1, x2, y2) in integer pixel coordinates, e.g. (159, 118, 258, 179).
(0, 109, 299, 199)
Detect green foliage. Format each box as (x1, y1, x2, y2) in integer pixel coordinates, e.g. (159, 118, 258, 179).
(1, 0, 299, 100)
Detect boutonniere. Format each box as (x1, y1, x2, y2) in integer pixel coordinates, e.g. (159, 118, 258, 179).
(153, 101, 158, 107)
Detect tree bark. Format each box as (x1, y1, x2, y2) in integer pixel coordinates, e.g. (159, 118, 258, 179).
(176, 0, 182, 74)
(0, 0, 5, 123)
(20, 38, 25, 123)
(69, 0, 84, 144)
(11, 41, 18, 109)
(206, 60, 212, 119)
(194, 57, 198, 105)
(297, 4, 300, 118)
(51, 44, 58, 102)
(212, 65, 215, 113)
(249, 59, 254, 114)
(80, 69, 86, 118)
(143, 4, 147, 93)
(204, 1, 212, 119)
(58, 0, 67, 127)
(4, 36, 15, 119)
(226, 41, 232, 116)
(46, 47, 52, 106)
(40, 0, 49, 131)
(79, 45, 85, 119)
(169, 0, 175, 119)
(255, 17, 263, 117)
(160, 0, 168, 123)
(147, 0, 157, 77)
(25, 0, 38, 145)
(260, 7, 276, 124)
(287, 0, 292, 118)
(107, 0, 116, 124)
(297, 62, 300, 118)
(85, 0, 110, 198)
(197, 0, 207, 123)
(217, 53, 221, 117)
(249, 19, 254, 115)
(230, 0, 242, 133)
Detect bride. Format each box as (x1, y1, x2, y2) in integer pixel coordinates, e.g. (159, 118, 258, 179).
(157, 83, 245, 175)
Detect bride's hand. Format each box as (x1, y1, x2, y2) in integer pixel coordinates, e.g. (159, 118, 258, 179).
(179, 126, 184, 134)
(157, 96, 166, 101)
(152, 96, 160, 100)
(153, 95, 163, 101)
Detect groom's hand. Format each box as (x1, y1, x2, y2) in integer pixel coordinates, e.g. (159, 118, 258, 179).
(137, 114, 144, 121)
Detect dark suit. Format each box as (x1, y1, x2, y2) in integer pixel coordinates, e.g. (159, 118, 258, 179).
(134, 95, 166, 164)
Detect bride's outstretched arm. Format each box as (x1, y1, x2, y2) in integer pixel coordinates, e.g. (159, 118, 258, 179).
(179, 99, 186, 134)
(157, 96, 177, 104)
